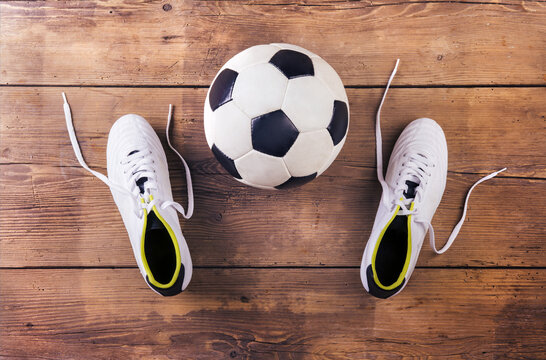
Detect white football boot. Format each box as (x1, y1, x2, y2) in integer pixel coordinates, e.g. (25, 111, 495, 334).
(361, 60, 506, 299)
(63, 94, 194, 296)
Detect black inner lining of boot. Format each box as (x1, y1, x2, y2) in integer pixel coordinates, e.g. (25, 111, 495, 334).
(136, 177, 148, 194)
(375, 214, 409, 287)
(144, 211, 177, 285)
(403, 180, 419, 199)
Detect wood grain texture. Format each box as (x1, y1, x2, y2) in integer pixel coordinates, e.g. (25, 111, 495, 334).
(0, 268, 544, 359)
(1, 1, 545, 357)
(1, 87, 544, 267)
(1, 87, 544, 177)
(1, 0, 545, 86)
(1, 163, 543, 267)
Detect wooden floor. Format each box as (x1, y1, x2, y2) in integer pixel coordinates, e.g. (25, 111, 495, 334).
(1, 1, 545, 359)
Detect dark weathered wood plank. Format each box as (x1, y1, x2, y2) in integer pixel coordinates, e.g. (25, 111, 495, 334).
(1, 87, 544, 177)
(0, 268, 544, 359)
(1, 162, 543, 267)
(1, 0, 545, 86)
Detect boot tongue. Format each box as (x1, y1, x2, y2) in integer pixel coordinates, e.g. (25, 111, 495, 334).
(403, 179, 419, 199)
(128, 150, 149, 194)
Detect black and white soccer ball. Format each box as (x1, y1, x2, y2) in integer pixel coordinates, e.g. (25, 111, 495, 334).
(204, 43, 349, 190)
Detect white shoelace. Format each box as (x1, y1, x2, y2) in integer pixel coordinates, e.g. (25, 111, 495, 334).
(376, 60, 507, 254)
(392, 151, 435, 214)
(62, 93, 194, 220)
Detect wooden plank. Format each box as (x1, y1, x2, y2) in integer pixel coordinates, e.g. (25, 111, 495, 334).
(1, 163, 543, 267)
(1, 86, 544, 267)
(1, 87, 544, 178)
(1, 1, 545, 86)
(0, 268, 544, 359)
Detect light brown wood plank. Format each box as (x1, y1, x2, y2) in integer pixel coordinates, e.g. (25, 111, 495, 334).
(0, 268, 544, 359)
(1, 163, 543, 267)
(1, 87, 544, 178)
(1, 1, 545, 86)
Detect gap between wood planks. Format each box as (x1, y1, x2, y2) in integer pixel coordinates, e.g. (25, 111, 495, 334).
(1, 162, 542, 180)
(243, 0, 546, 7)
(2, 265, 545, 269)
(1, 84, 545, 88)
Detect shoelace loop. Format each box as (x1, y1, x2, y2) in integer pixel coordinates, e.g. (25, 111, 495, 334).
(122, 149, 157, 196)
(393, 151, 435, 207)
(62, 94, 194, 221)
(376, 60, 507, 254)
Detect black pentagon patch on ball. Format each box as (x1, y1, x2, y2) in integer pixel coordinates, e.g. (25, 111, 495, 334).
(251, 110, 299, 157)
(211, 144, 242, 179)
(275, 173, 317, 190)
(209, 69, 238, 111)
(269, 49, 314, 79)
(327, 100, 349, 146)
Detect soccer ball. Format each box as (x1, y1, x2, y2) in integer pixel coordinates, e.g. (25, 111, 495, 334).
(204, 43, 349, 190)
